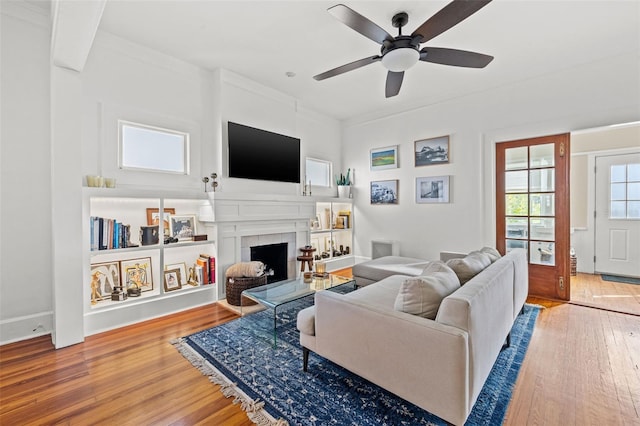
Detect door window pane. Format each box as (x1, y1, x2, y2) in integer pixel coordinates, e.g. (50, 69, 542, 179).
(611, 164, 626, 182)
(610, 201, 626, 218)
(530, 217, 555, 241)
(628, 182, 640, 200)
(628, 163, 640, 181)
(506, 194, 528, 216)
(628, 201, 640, 219)
(530, 144, 555, 168)
(506, 147, 528, 170)
(611, 183, 626, 200)
(505, 170, 528, 192)
(530, 193, 555, 216)
(506, 239, 528, 252)
(530, 169, 555, 192)
(530, 241, 555, 266)
(506, 217, 528, 239)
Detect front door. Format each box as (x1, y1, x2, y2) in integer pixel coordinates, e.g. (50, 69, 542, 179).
(595, 153, 640, 277)
(496, 134, 571, 300)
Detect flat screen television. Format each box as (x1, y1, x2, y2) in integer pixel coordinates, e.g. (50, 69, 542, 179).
(228, 121, 300, 183)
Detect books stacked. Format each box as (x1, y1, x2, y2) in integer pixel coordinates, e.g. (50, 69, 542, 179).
(196, 254, 216, 285)
(90, 217, 133, 251)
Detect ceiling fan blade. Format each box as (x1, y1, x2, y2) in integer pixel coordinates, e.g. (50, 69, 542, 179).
(385, 71, 404, 98)
(328, 4, 393, 45)
(314, 56, 381, 81)
(420, 47, 493, 68)
(412, 0, 492, 43)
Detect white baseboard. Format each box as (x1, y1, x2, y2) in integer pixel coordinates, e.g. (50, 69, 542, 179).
(0, 311, 53, 346)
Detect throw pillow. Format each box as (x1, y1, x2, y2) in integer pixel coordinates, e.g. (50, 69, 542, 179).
(467, 250, 492, 268)
(480, 246, 502, 262)
(446, 254, 488, 284)
(225, 261, 265, 278)
(394, 271, 460, 319)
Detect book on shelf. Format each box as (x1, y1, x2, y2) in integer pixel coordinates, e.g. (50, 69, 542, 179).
(197, 254, 216, 284)
(90, 216, 131, 251)
(196, 257, 209, 284)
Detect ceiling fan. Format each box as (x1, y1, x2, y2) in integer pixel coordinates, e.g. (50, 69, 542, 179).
(314, 0, 494, 98)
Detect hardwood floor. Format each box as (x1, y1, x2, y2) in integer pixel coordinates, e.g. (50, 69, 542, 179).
(570, 272, 640, 316)
(1, 273, 639, 425)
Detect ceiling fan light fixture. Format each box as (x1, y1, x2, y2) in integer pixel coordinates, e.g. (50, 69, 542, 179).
(381, 47, 419, 72)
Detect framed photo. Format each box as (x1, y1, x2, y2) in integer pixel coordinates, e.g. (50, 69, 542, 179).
(146, 208, 176, 237)
(164, 268, 182, 292)
(165, 262, 188, 286)
(169, 215, 197, 241)
(324, 236, 334, 252)
(120, 257, 153, 292)
(90, 261, 121, 302)
(370, 145, 398, 171)
(335, 216, 346, 229)
(310, 236, 321, 255)
(370, 180, 399, 205)
(414, 135, 449, 167)
(416, 176, 450, 203)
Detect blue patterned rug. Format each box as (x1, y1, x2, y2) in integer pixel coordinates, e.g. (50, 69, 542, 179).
(173, 295, 540, 425)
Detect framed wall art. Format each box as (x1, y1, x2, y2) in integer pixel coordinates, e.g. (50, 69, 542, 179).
(416, 176, 450, 203)
(164, 268, 182, 292)
(120, 257, 153, 292)
(370, 145, 398, 171)
(370, 180, 399, 205)
(169, 215, 197, 240)
(90, 261, 121, 302)
(165, 262, 188, 286)
(414, 135, 449, 167)
(146, 207, 176, 236)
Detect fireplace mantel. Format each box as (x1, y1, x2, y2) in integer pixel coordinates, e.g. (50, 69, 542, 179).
(200, 192, 316, 223)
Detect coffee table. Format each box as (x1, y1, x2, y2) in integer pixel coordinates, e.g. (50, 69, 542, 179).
(241, 274, 356, 346)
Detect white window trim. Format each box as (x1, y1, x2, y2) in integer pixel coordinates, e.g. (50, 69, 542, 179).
(305, 157, 333, 188)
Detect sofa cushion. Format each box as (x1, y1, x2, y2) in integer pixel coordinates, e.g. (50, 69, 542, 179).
(343, 274, 407, 310)
(480, 247, 502, 262)
(394, 265, 460, 319)
(446, 252, 490, 284)
(297, 306, 316, 336)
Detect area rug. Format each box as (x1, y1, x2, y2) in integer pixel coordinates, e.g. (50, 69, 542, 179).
(601, 274, 640, 285)
(173, 297, 540, 425)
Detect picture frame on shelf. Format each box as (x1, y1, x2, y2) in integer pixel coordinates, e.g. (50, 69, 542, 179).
(165, 262, 188, 286)
(416, 175, 450, 203)
(324, 236, 334, 252)
(370, 145, 398, 171)
(370, 179, 399, 205)
(169, 215, 197, 241)
(310, 236, 320, 255)
(414, 135, 449, 167)
(163, 268, 182, 292)
(146, 208, 175, 237)
(120, 257, 153, 293)
(335, 216, 346, 229)
(90, 261, 121, 302)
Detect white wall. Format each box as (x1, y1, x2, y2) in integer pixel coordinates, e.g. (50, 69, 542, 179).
(343, 53, 640, 261)
(0, 3, 54, 344)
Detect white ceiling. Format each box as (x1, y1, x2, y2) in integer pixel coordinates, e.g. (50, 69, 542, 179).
(93, 1, 639, 121)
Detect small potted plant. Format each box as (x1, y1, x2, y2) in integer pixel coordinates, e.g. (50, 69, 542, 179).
(336, 168, 352, 198)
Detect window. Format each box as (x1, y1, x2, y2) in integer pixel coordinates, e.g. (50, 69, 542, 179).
(119, 120, 189, 174)
(610, 163, 640, 219)
(305, 157, 332, 187)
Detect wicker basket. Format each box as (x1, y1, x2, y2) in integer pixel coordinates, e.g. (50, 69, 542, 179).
(225, 275, 267, 306)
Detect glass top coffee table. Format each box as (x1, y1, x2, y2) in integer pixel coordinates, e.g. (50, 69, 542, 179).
(241, 274, 356, 346)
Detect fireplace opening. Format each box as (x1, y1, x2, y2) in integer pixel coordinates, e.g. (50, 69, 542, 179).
(251, 242, 288, 283)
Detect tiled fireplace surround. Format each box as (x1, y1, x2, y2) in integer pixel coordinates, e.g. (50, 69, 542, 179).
(202, 193, 317, 300)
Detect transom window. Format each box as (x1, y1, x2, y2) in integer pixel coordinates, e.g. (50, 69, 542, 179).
(305, 157, 332, 187)
(119, 120, 189, 174)
(610, 163, 640, 219)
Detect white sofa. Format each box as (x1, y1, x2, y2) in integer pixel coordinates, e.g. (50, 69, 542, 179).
(297, 248, 528, 426)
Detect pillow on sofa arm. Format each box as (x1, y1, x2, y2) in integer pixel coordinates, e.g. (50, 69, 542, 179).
(480, 246, 502, 262)
(394, 263, 460, 319)
(446, 252, 489, 284)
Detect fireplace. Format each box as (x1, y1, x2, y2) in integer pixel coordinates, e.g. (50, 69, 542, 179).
(251, 242, 288, 283)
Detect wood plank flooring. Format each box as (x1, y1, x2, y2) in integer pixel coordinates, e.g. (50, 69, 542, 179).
(1, 273, 639, 425)
(570, 272, 640, 316)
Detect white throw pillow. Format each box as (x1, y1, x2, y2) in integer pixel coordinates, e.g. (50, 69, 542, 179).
(480, 246, 502, 262)
(394, 270, 460, 319)
(446, 253, 488, 284)
(467, 251, 492, 268)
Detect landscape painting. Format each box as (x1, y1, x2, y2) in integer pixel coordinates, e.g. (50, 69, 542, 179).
(370, 146, 398, 171)
(414, 136, 449, 166)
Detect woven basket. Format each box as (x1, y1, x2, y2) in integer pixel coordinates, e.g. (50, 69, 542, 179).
(225, 275, 267, 306)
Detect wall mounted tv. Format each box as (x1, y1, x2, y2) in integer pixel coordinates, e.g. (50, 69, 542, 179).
(228, 121, 300, 183)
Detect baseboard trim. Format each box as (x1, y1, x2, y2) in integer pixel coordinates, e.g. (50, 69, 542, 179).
(0, 311, 53, 346)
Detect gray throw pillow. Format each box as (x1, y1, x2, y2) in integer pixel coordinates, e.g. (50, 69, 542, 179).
(394, 269, 460, 319)
(480, 246, 502, 262)
(446, 253, 488, 284)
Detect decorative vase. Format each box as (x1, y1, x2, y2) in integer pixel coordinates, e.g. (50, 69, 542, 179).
(337, 185, 351, 199)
